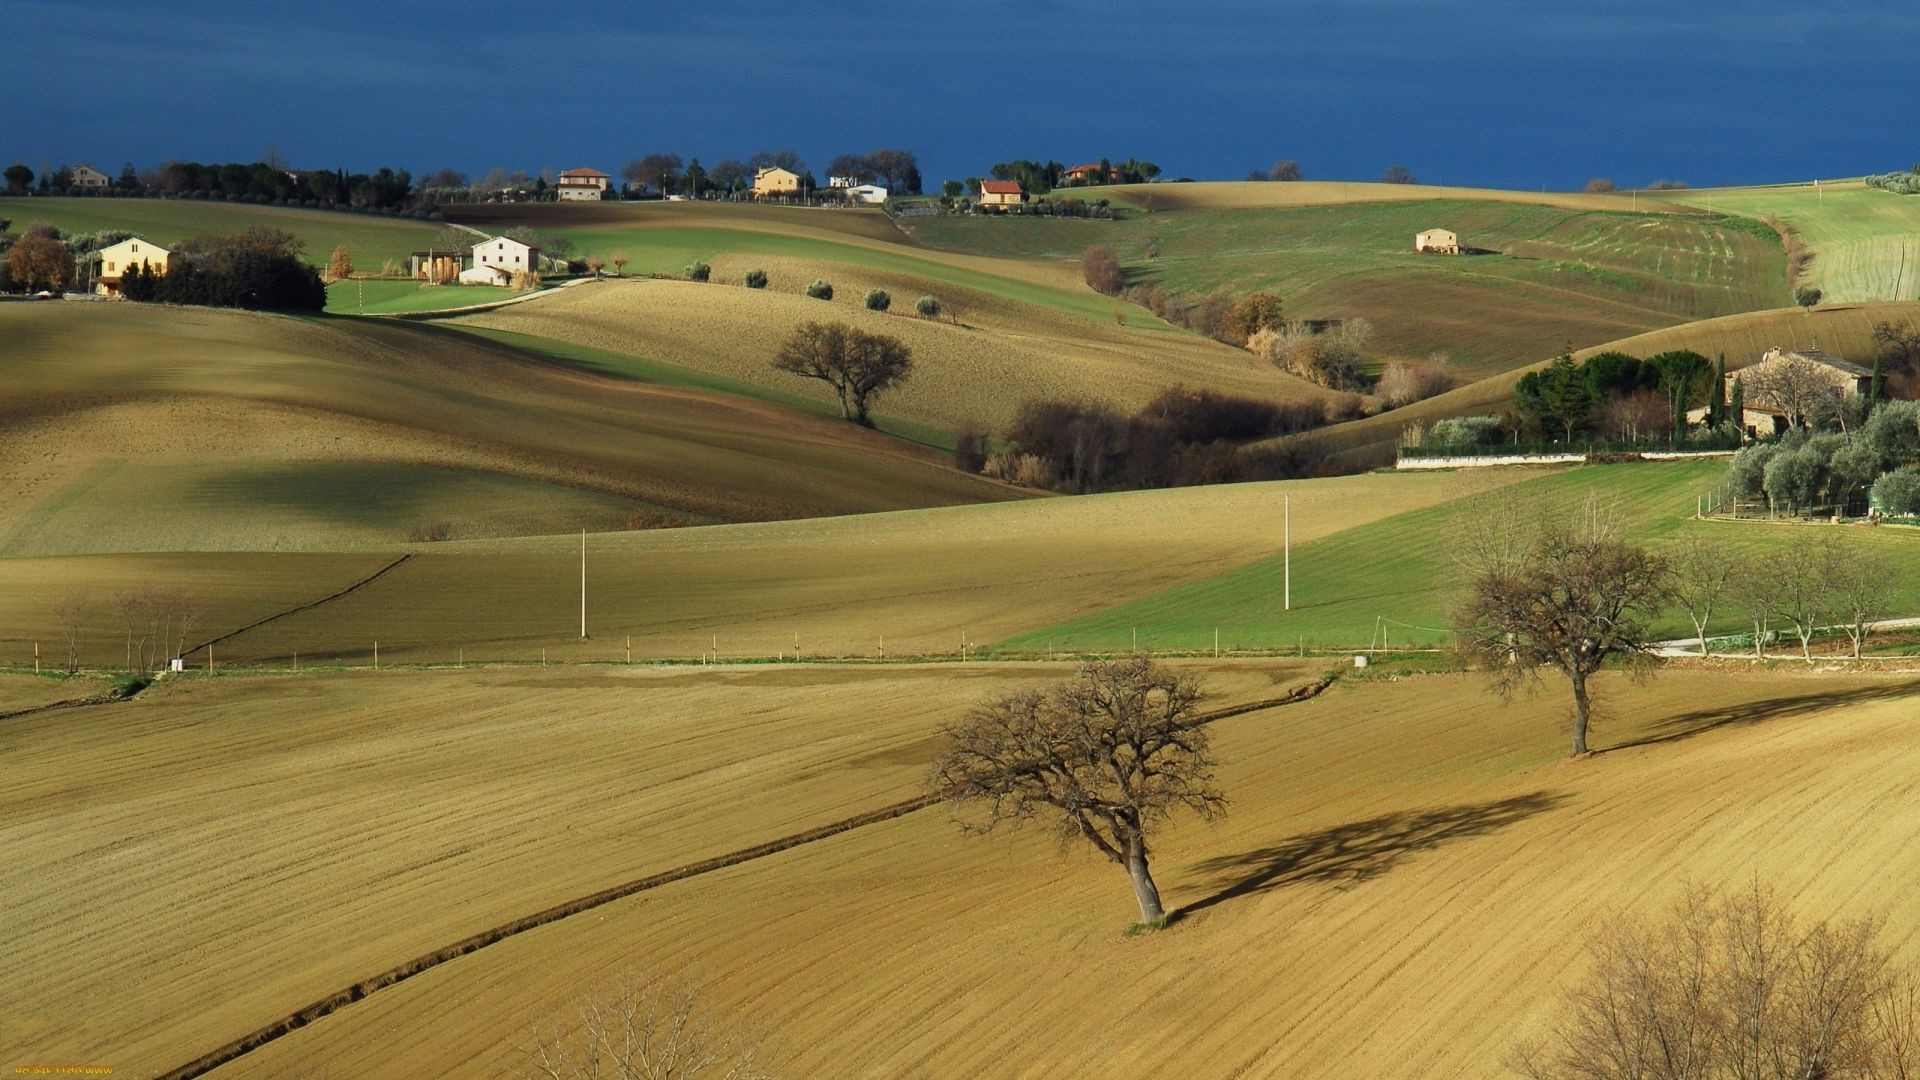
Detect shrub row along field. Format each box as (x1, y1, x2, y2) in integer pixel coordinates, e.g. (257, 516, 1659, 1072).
(0, 470, 1532, 670)
(0, 304, 1018, 556)
(83, 664, 1918, 1078)
(1290, 299, 1920, 469)
(453, 275, 1331, 434)
(0, 196, 441, 270)
(905, 193, 1785, 380)
(999, 459, 1920, 655)
(1657, 181, 1920, 303)
(0, 661, 1319, 1074)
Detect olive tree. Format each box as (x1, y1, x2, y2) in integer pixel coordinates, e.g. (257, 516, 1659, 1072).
(1457, 500, 1674, 756)
(771, 321, 912, 426)
(929, 658, 1223, 925)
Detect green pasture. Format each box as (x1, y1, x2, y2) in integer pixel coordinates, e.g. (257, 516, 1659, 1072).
(1652, 183, 1920, 304)
(906, 199, 1786, 378)
(323, 279, 525, 314)
(0, 197, 441, 268)
(992, 460, 1920, 654)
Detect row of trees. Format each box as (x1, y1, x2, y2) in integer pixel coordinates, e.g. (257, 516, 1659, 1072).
(1726, 401, 1920, 515)
(981, 157, 1161, 195)
(2, 158, 423, 210)
(1512, 348, 1720, 444)
(121, 226, 327, 311)
(40, 588, 204, 675)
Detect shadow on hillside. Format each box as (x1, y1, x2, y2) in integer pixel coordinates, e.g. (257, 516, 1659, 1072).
(1604, 678, 1920, 755)
(1170, 790, 1566, 923)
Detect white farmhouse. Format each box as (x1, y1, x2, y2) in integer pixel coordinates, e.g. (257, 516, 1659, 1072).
(556, 167, 611, 201)
(845, 184, 888, 205)
(461, 235, 540, 285)
(1415, 228, 1460, 254)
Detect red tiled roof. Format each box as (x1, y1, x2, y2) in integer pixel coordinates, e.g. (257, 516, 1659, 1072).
(1065, 162, 1106, 174)
(978, 180, 1022, 195)
(559, 168, 610, 179)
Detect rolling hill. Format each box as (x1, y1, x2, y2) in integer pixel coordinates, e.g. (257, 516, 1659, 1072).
(1656, 180, 1920, 303)
(0, 303, 1020, 558)
(0, 196, 442, 270)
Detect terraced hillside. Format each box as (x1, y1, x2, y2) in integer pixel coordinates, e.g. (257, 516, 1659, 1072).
(906, 188, 1787, 380)
(0, 303, 1018, 557)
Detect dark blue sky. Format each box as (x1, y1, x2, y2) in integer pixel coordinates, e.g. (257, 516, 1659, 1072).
(11, 0, 1915, 190)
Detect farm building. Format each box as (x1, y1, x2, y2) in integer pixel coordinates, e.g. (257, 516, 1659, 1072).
(977, 179, 1025, 208)
(1415, 228, 1460, 254)
(1062, 162, 1114, 185)
(1687, 346, 1874, 438)
(70, 164, 111, 190)
(556, 168, 611, 202)
(90, 236, 171, 296)
(753, 167, 802, 198)
(407, 249, 465, 283)
(844, 184, 888, 205)
(461, 236, 539, 285)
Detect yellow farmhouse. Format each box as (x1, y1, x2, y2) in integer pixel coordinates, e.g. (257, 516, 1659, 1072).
(92, 236, 171, 296)
(753, 166, 802, 198)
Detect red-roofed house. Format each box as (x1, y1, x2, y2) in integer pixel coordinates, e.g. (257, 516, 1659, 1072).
(977, 179, 1024, 209)
(557, 167, 611, 202)
(1062, 162, 1113, 185)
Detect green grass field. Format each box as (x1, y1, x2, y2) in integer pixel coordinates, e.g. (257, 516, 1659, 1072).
(1654, 181, 1920, 304)
(0, 196, 442, 269)
(994, 460, 1920, 654)
(906, 198, 1787, 380)
(322, 279, 527, 314)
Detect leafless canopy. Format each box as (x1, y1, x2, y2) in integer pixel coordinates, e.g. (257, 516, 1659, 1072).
(1456, 497, 1673, 756)
(515, 968, 773, 1080)
(928, 657, 1223, 924)
(1513, 881, 1919, 1080)
(770, 321, 913, 427)
(1744, 353, 1845, 430)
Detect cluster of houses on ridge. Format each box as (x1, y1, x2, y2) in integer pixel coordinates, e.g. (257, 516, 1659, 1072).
(544, 164, 888, 205)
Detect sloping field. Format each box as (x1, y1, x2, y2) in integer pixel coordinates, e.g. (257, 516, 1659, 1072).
(0, 304, 1017, 555)
(1657, 181, 1920, 303)
(322, 278, 526, 314)
(1093, 179, 1684, 214)
(0, 469, 1537, 670)
(193, 666, 1920, 1079)
(0, 660, 1320, 1076)
(1296, 299, 1920, 469)
(0, 196, 440, 269)
(907, 196, 1785, 380)
(999, 459, 1920, 654)
(454, 276, 1332, 433)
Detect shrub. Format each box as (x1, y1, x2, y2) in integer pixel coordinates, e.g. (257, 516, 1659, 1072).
(684, 260, 711, 282)
(915, 295, 941, 318)
(1424, 415, 1502, 451)
(1377, 360, 1460, 408)
(953, 428, 988, 473)
(1873, 466, 1920, 515)
(806, 278, 833, 300)
(743, 268, 768, 289)
(625, 507, 691, 530)
(405, 522, 452, 543)
(1081, 245, 1124, 294)
(1223, 292, 1284, 342)
(864, 288, 891, 311)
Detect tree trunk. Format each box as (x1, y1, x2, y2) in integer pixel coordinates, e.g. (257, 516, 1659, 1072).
(1569, 672, 1592, 757)
(1692, 616, 1710, 657)
(1124, 834, 1164, 924)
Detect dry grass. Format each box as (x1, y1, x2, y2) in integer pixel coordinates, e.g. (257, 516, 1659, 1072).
(457, 276, 1331, 433)
(116, 666, 1920, 1079)
(0, 660, 1316, 1074)
(0, 304, 1020, 555)
(0, 468, 1540, 670)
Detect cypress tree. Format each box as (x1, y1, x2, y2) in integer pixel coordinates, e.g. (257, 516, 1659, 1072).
(1711, 354, 1729, 426)
(1730, 377, 1745, 437)
(1870, 356, 1887, 408)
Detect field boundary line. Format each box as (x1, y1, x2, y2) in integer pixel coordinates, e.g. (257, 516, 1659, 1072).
(152, 675, 1332, 1080)
(180, 554, 415, 657)
(0, 693, 120, 723)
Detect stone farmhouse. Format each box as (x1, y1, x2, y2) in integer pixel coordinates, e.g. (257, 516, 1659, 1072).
(556, 168, 610, 201)
(977, 179, 1024, 208)
(91, 236, 170, 295)
(1686, 347, 1874, 438)
(1415, 228, 1460, 254)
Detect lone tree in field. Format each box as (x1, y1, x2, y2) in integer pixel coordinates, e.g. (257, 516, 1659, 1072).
(771, 320, 912, 427)
(1512, 881, 1919, 1080)
(326, 244, 353, 282)
(929, 658, 1223, 926)
(1457, 500, 1673, 757)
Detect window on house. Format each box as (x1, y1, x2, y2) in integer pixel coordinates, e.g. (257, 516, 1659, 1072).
(107, 262, 115, 271)
(131, 243, 139, 253)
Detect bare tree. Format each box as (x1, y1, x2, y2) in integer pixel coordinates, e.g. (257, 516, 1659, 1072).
(515, 968, 773, 1080)
(1829, 547, 1895, 660)
(612, 253, 628, 277)
(1669, 536, 1737, 656)
(1733, 553, 1783, 659)
(1513, 881, 1919, 1080)
(930, 658, 1223, 925)
(585, 257, 605, 279)
(771, 321, 913, 427)
(1269, 159, 1303, 182)
(50, 591, 88, 674)
(111, 588, 154, 674)
(1457, 498, 1674, 757)
(1774, 536, 1835, 663)
(1745, 353, 1843, 430)
(1081, 245, 1124, 294)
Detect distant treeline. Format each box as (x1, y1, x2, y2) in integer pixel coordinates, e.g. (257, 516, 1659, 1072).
(1, 159, 427, 213)
(1865, 167, 1920, 195)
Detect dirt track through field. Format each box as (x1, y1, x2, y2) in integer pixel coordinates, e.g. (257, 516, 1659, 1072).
(150, 676, 1332, 1080)
(179, 554, 415, 657)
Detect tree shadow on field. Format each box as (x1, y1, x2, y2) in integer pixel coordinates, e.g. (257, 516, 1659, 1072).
(1169, 790, 1566, 923)
(1603, 678, 1920, 755)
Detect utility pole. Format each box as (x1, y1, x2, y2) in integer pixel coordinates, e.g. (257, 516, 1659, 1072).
(579, 529, 587, 639)
(1284, 494, 1292, 612)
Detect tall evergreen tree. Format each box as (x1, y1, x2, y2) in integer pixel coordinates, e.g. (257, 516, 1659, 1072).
(1870, 356, 1887, 408)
